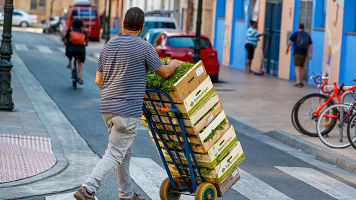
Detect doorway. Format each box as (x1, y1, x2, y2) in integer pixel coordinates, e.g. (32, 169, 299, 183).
(262, 0, 282, 76)
(298, 0, 314, 81)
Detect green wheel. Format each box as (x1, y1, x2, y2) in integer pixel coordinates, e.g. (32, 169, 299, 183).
(195, 183, 217, 200)
(159, 178, 181, 200)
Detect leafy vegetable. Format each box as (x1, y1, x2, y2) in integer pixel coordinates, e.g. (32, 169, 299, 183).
(203, 119, 227, 143)
(147, 58, 194, 92)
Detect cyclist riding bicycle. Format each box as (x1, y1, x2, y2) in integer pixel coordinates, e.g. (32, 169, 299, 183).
(65, 19, 87, 85)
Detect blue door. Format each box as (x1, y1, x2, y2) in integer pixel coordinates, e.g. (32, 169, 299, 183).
(214, 0, 226, 64)
(263, 0, 282, 76)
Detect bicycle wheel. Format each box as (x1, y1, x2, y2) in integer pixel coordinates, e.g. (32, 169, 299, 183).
(347, 113, 356, 150)
(294, 93, 336, 137)
(317, 104, 352, 148)
(72, 68, 78, 89)
(291, 102, 301, 133)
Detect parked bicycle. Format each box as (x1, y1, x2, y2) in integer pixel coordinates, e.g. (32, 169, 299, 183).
(292, 74, 356, 138)
(316, 101, 356, 149)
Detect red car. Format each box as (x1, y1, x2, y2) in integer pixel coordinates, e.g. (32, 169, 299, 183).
(154, 31, 220, 82)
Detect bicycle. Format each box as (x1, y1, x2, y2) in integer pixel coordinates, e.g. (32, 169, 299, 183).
(316, 101, 356, 148)
(347, 109, 356, 150)
(293, 74, 356, 137)
(71, 56, 79, 89)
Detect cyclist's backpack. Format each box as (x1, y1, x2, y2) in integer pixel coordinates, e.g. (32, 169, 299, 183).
(295, 32, 310, 49)
(69, 31, 86, 45)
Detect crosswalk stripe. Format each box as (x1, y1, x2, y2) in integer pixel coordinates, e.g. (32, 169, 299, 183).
(14, 44, 29, 51)
(130, 157, 194, 200)
(232, 168, 293, 200)
(45, 192, 99, 200)
(37, 45, 53, 53)
(276, 166, 356, 200)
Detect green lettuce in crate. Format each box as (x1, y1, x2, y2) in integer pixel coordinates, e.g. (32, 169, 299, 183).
(147, 59, 194, 92)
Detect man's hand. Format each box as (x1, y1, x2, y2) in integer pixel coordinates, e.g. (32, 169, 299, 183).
(307, 55, 313, 61)
(155, 59, 183, 78)
(286, 49, 289, 55)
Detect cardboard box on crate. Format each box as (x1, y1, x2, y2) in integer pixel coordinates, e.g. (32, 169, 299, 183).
(145, 110, 230, 153)
(143, 60, 245, 195)
(168, 141, 244, 195)
(160, 126, 239, 168)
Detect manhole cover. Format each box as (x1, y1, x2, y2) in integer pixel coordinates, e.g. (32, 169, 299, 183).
(0, 134, 57, 183)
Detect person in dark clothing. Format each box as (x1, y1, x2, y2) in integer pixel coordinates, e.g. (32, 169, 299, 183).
(65, 19, 87, 84)
(286, 24, 313, 88)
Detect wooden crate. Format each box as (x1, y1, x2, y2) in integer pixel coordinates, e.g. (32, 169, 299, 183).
(142, 94, 221, 134)
(144, 76, 215, 118)
(162, 126, 239, 168)
(216, 167, 240, 196)
(145, 61, 208, 103)
(168, 141, 245, 184)
(148, 111, 230, 153)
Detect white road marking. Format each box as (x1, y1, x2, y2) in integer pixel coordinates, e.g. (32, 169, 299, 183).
(14, 44, 29, 51)
(37, 45, 53, 53)
(45, 192, 98, 200)
(130, 157, 193, 200)
(232, 168, 293, 200)
(276, 166, 356, 200)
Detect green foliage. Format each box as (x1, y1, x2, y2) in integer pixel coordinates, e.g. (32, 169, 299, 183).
(203, 119, 227, 143)
(146, 59, 194, 92)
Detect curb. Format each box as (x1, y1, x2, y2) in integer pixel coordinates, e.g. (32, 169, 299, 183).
(266, 130, 356, 174)
(0, 51, 99, 199)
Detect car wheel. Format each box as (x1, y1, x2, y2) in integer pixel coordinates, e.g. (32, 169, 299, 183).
(20, 21, 29, 27)
(210, 74, 219, 83)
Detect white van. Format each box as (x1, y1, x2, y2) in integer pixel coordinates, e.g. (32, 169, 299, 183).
(141, 16, 178, 37)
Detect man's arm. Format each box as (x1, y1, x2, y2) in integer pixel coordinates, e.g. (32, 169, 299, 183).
(155, 59, 183, 78)
(286, 41, 292, 54)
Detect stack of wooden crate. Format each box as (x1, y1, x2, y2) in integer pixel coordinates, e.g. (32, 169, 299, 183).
(142, 61, 245, 196)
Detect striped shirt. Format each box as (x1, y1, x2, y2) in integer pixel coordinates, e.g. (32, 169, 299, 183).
(97, 34, 162, 117)
(246, 27, 259, 47)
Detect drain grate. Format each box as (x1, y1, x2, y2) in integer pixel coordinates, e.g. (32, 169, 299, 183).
(0, 133, 57, 183)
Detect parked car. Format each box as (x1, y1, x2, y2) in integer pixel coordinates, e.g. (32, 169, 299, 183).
(143, 28, 178, 45)
(0, 10, 37, 27)
(61, 1, 100, 41)
(140, 16, 178, 37)
(41, 16, 60, 33)
(154, 31, 220, 82)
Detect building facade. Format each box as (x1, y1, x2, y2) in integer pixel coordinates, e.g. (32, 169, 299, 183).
(214, 0, 355, 84)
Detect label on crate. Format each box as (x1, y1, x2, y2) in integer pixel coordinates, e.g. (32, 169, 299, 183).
(196, 66, 204, 77)
(208, 126, 237, 160)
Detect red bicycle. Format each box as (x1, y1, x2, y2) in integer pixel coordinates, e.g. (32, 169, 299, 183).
(292, 74, 356, 137)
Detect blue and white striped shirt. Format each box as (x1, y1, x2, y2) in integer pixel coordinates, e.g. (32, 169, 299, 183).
(97, 34, 162, 117)
(246, 27, 259, 47)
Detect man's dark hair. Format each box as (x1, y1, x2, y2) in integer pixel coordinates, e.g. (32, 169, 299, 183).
(250, 20, 256, 26)
(72, 19, 83, 29)
(124, 7, 144, 31)
(298, 24, 305, 30)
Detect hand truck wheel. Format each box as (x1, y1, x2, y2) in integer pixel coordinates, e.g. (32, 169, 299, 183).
(159, 177, 181, 200)
(195, 183, 217, 200)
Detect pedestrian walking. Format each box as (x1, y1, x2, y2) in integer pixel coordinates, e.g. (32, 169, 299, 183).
(73, 7, 182, 200)
(286, 24, 313, 88)
(245, 20, 263, 74)
(64, 19, 87, 85)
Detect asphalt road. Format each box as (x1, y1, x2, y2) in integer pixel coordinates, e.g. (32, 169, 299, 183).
(12, 31, 356, 200)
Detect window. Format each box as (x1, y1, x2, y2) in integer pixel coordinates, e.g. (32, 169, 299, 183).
(167, 37, 211, 49)
(72, 8, 97, 20)
(31, 0, 45, 10)
(13, 12, 22, 16)
(314, 0, 326, 28)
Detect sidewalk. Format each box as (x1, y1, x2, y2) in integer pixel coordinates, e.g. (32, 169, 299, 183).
(0, 52, 99, 199)
(215, 66, 356, 173)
